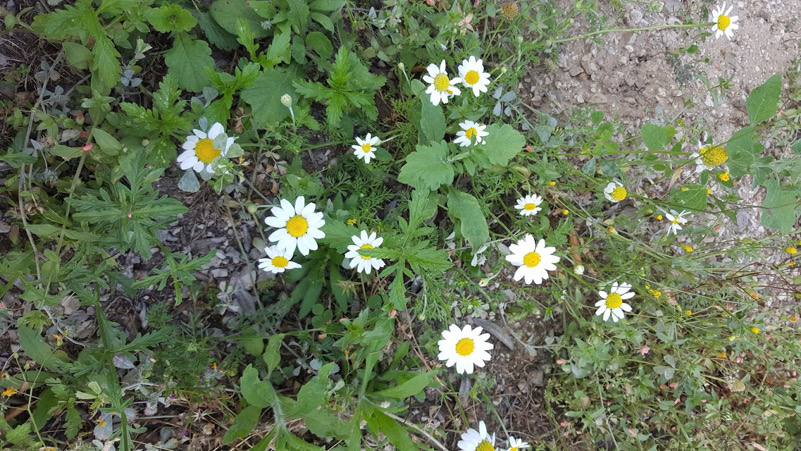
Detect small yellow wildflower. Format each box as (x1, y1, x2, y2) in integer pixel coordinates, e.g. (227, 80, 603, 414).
(561, 209, 569, 215)
(1, 387, 18, 397)
(706, 189, 712, 194)
(347, 218, 357, 226)
(608, 227, 616, 234)
(548, 181, 556, 186)
(750, 327, 760, 335)
(786, 247, 798, 255)
(681, 244, 693, 253)
(790, 316, 798, 322)
(728, 335, 736, 341)
(717, 352, 727, 358)
(212, 362, 218, 370)
(718, 172, 730, 182)
(655, 214, 663, 220)
(685, 310, 692, 316)
(650, 289, 662, 298)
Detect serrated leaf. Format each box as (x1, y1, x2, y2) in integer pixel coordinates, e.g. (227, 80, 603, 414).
(243, 68, 295, 126)
(196, 11, 239, 51)
(91, 35, 121, 93)
(6, 422, 32, 445)
(761, 179, 797, 233)
(746, 74, 781, 125)
(210, 0, 271, 38)
(397, 141, 454, 192)
(62, 42, 93, 70)
(145, 4, 197, 33)
(479, 123, 525, 167)
(164, 34, 214, 92)
(447, 190, 488, 251)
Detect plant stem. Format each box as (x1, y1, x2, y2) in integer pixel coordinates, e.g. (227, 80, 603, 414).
(550, 22, 712, 45)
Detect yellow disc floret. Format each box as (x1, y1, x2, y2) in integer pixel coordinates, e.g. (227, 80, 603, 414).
(455, 338, 475, 356)
(524, 203, 537, 211)
(605, 293, 623, 309)
(700, 145, 728, 167)
(361, 143, 372, 153)
(523, 251, 541, 268)
(195, 138, 221, 163)
(611, 186, 627, 201)
(286, 215, 309, 238)
(464, 70, 480, 85)
(465, 127, 477, 139)
(476, 441, 495, 451)
(717, 15, 731, 31)
(272, 256, 289, 268)
(433, 73, 450, 92)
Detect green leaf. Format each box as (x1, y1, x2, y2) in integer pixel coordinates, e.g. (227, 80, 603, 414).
(310, 0, 345, 11)
(240, 365, 274, 409)
(726, 126, 763, 177)
(419, 98, 445, 144)
(62, 42, 93, 70)
(398, 141, 454, 192)
(92, 128, 122, 155)
(50, 145, 83, 160)
(373, 412, 416, 450)
(286, 0, 310, 35)
(263, 334, 284, 375)
(6, 422, 32, 446)
(478, 123, 526, 167)
(17, 323, 68, 372)
(164, 34, 214, 92)
(91, 35, 121, 93)
(641, 123, 675, 150)
(177, 170, 200, 192)
(305, 31, 332, 59)
(292, 363, 335, 416)
(221, 405, 262, 445)
(669, 184, 707, 212)
(447, 190, 488, 251)
(242, 326, 264, 356)
(746, 74, 781, 125)
(243, 68, 296, 126)
(761, 179, 797, 233)
(196, 11, 239, 51)
(145, 4, 197, 33)
(210, 0, 270, 38)
(373, 370, 438, 399)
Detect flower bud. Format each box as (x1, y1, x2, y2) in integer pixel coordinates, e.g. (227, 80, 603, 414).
(280, 94, 292, 107)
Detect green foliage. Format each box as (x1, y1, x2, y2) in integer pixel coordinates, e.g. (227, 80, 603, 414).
(397, 140, 454, 191)
(164, 34, 215, 93)
(746, 74, 782, 125)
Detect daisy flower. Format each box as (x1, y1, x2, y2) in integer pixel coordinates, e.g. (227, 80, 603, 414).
(603, 181, 627, 203)
(423, 60, 462, 106)
(504, 234, 560, 285)
(437, 324, 493, 374)
(352, 133, 380, 164)
(458, 56, 491, 97)
(258, 245, 301, 274)
(344, 230, 385, 275)
(515, 194, 543, 217)
(265, 196, 325, 256)
(710, 2, 739, 40)
(691, 142, 728, 173)
(454, 120, 489, 147)
(665, 210, 689, 235)
(457, 421, 496, 451)
(594, 282, 634, 323)
(177, 122, 235, 175)
(507, 436, 531, 451)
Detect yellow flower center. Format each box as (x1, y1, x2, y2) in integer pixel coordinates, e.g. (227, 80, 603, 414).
(464, 70, 480, 85)
(476, 440, 495, 451)
(286, 215, 308, 238)
(455, 338, 475, 356)
(433, 73, 450, 92)
(718, 172, 730, 182)
(465, 127, 477, 139)
(272, 256, 289, 268)
(605, 293, 623, 309)
(500, 1, 519, 19)
(524, 203, 537, 211)
(509, 447, 520, 451)
(523, 251, 541, 268)
(361, 143, 372, 153)
(194, 138, 221, 164)
(611, 186, 627, 201)
(717, 15, 731, 31)
(359, 244, 374, 260)
(700, 145, 728, 167)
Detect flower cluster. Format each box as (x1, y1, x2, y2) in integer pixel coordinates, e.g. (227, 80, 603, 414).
(260, 196, 325, 274)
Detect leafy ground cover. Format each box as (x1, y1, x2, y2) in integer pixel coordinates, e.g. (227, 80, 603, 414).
(0, 0, 800, 449)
